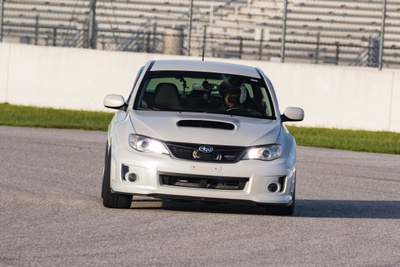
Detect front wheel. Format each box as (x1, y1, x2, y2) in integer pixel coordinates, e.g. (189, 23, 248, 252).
(102, 146, 132, 209)
(264, 199, 295, 216)
(264, 192, 296, 216)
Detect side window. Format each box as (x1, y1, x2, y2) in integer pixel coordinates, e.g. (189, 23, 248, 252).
(260, 86, 273, 117)
(244, 83, 254, 98)
(147, 78, 180, 91)
(241, 83, 267, 115)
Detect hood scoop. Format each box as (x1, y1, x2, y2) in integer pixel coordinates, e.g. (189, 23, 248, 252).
(177, 120, 235, 130)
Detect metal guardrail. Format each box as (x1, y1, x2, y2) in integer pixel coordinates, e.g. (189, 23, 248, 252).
(1, 0, 399, 70)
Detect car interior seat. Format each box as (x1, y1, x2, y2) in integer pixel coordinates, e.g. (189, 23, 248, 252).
(154, 83, 183, 110)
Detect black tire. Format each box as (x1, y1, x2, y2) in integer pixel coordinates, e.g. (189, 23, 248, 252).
(265, 199, 295, 216)
(265, 191, 296, 216)
(102, 146, 132, 209)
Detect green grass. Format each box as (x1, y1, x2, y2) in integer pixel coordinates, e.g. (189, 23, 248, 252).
(0, 103, 113, 131)
(286, 126, 400, 155)
(1, 103, 399, 154)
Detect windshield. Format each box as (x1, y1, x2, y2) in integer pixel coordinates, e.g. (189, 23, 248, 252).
(133, 70, 276, 119)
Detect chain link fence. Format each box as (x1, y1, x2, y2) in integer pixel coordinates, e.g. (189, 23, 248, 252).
(1, 0, 399, 69)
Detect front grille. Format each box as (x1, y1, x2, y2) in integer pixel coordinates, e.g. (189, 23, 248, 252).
(166, 142, 246, 162)
(160, 174, 249, 190)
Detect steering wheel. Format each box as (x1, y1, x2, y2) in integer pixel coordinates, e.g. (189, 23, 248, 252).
(225, 107, 250, 115)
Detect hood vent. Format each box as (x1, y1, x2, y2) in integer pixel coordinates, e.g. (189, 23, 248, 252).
(177, 120, 235, 130)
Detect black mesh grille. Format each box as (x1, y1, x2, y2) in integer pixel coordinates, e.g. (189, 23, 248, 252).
(160, 174, 249, 190)
(166, 142, 246, 162)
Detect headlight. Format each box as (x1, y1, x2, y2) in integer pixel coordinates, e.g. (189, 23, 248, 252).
(128, 134, 169, 154)
(243, 144, 282, 161)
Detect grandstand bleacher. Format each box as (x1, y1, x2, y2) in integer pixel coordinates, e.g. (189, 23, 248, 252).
(1, 0, 399, 69)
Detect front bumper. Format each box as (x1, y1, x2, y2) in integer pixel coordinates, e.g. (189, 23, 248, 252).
(109, 147, 296, 205)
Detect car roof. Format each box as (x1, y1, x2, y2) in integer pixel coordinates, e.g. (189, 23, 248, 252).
(149, 59, 262, 79)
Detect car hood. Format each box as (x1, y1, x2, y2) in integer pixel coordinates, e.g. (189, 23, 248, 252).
(129, 110, 281, 146)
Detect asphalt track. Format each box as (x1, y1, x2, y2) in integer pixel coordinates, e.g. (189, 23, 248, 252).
(1, 126, 399, 266)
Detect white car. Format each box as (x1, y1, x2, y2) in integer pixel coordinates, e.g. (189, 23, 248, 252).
(102, 59, 304, 215)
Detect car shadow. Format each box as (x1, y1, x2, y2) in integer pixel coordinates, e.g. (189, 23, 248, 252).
(296, 199, 400, 219)
(130, 198, 400, 218)
(131, 198, 267, 215)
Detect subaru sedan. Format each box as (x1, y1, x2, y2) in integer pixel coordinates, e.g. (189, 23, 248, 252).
(102, 59, 304, 215)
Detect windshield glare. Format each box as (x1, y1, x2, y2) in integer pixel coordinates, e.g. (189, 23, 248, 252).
(134, 71, 276, 119)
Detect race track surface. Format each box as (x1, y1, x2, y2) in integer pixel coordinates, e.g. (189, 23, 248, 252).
(1, 126, 400, 266)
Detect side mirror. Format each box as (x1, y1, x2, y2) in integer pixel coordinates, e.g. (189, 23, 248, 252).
(281, 107, 304, 122)
(104, 94, 127, 110)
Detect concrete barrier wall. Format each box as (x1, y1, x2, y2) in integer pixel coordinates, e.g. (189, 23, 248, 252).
(1, 43, 399, 133)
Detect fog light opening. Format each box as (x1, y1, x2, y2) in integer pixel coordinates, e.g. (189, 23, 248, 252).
(128, 173, 138, 182)
(267, 182, 281, 193)
(121, 164, 130, 181)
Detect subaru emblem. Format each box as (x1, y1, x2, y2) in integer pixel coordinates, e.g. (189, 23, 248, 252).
(199, 145, 214, 154)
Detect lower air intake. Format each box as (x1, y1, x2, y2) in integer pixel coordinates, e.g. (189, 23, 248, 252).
(160, 174, 248, 190)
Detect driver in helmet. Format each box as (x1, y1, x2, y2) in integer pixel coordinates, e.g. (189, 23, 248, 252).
(219, 80, 247, 110)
